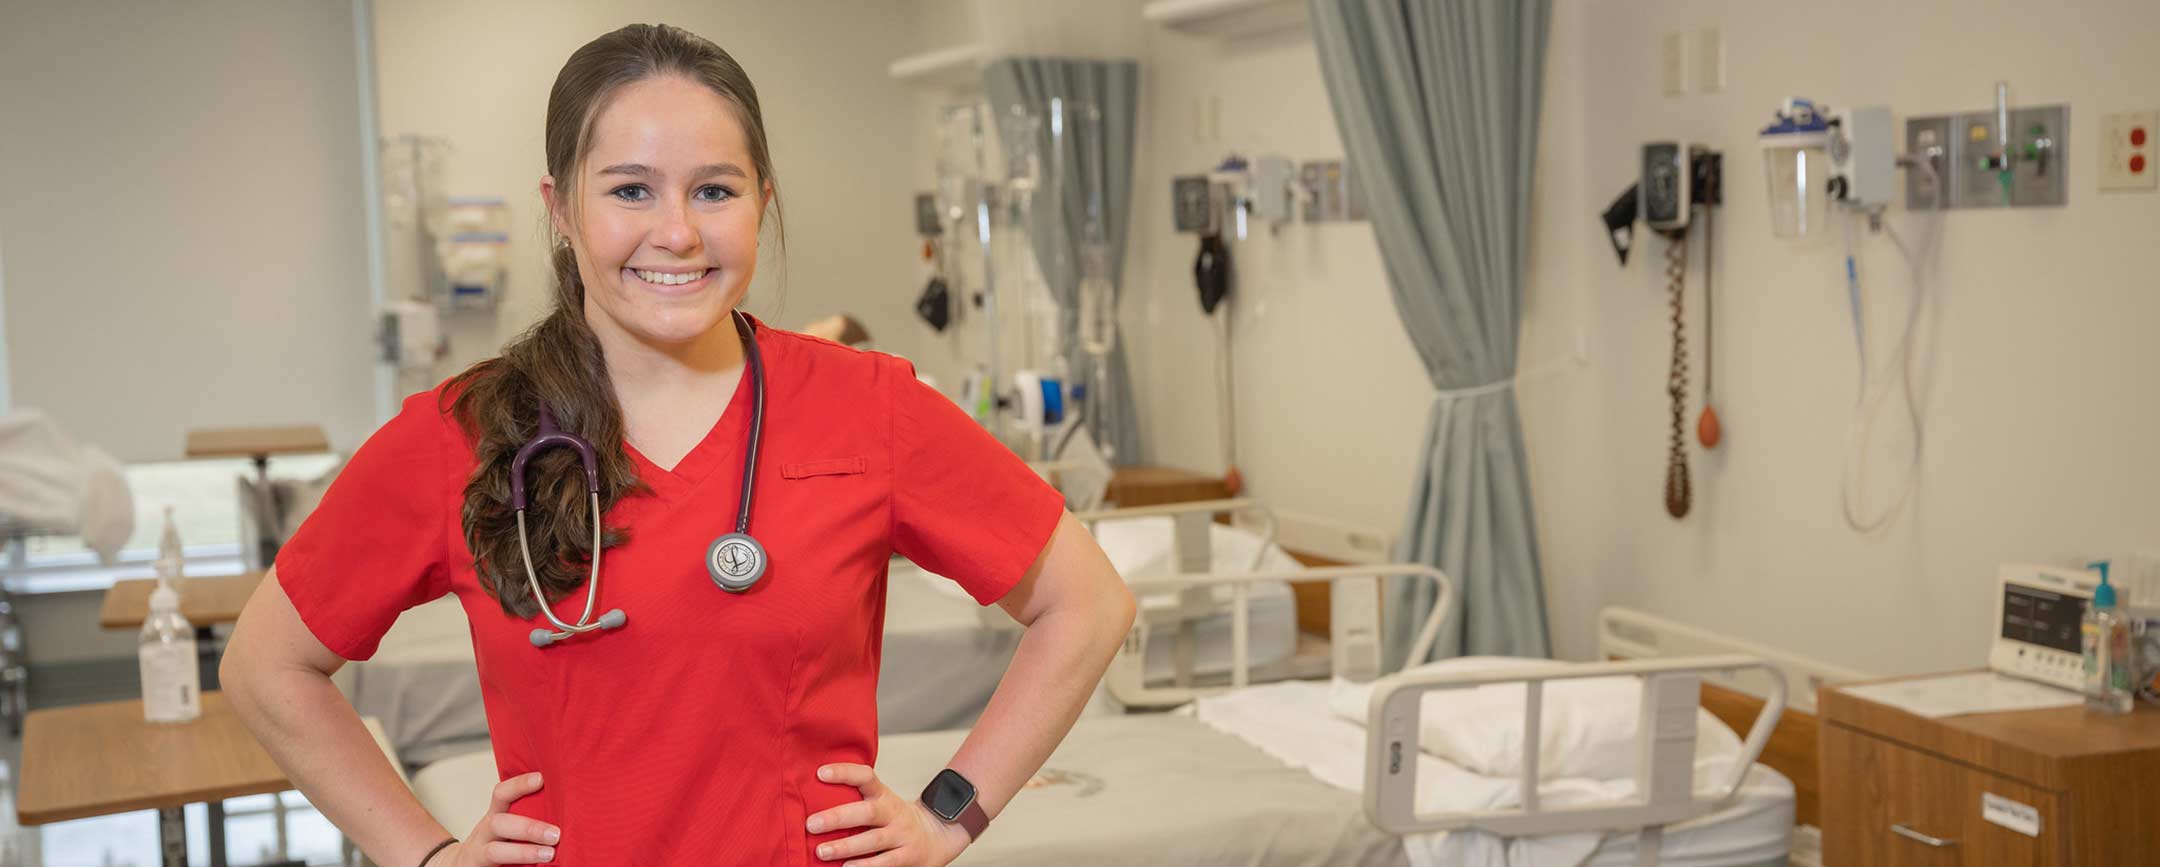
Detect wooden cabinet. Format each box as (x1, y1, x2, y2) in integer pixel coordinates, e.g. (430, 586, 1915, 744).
(1820, 675, 2160, 867)
(1104, 465, 1232, 508)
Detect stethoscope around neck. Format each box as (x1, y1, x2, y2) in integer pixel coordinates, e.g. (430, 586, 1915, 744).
(512, 310, 769, 648)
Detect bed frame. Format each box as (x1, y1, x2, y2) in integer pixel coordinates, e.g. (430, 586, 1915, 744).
(1598, 606, 1871, 828)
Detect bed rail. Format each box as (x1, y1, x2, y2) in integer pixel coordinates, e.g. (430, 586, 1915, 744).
(1109, 564, 1454, 708)
(1360, 654, 1788, 864)
(1075, 499, 1280, 692)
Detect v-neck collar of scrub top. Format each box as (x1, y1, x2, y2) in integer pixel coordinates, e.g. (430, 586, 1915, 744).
(620, 316, 762, 503)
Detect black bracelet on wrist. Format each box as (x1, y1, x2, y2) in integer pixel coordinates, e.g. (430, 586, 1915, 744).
(419, 837, 457, 867)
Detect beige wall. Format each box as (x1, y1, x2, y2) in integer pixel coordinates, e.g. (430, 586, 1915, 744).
(1125, 12, 1430, 535)
(1522, 0, 2160, 671)
(0, 0, 379, 461)
(371, 0, 933, 386)
(907, 0, 2160, 676)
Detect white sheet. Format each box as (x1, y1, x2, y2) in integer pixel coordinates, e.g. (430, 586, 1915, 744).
(1193, 681, 1793, 867)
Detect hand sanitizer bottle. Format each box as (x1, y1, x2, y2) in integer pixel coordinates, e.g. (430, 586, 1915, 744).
(139, 507, 201, 723)
(2082, 561, 2133, 715)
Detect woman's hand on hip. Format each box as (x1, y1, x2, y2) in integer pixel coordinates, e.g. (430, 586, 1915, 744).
(437, 772, 562, 865)
(806, 763, 970, 867)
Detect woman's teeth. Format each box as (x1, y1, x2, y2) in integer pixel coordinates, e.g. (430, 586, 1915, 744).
(633, 269, 707, 286)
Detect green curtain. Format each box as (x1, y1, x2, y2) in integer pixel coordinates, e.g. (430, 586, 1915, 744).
(1310, 0, 1553, 664)
(984, 58, 1143, 465)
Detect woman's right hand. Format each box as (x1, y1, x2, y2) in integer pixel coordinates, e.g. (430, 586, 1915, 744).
(436, 772, 562, 865)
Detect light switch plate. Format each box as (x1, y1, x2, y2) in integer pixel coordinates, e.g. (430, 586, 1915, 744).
(2099, 110, 2158, 192)
(1662, 32, 1687, 97)
(1697, 27, 1724, 93)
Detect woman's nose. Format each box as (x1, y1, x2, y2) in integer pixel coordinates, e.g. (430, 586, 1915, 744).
(651, 200, 700, 254)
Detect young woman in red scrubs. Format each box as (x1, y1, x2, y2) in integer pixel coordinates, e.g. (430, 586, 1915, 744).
(221, 23, 1136, 867)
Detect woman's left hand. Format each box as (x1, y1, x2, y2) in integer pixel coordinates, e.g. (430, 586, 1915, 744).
(806, 763, 972, 867)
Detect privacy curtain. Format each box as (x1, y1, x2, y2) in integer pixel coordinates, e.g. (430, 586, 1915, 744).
(1311, 0, 1553, 665)
(984, 58, 1143, 465)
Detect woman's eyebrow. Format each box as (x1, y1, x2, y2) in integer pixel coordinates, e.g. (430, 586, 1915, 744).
(594, 163, 747, 180)
(690, 163, 748, 180)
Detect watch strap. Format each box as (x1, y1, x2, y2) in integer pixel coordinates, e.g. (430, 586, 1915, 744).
(954, 797, 989, 840)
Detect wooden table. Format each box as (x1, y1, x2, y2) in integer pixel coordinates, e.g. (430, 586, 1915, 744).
(1821, 673, 2160, 867)
(1105, 465, 1233, 508)
(183, 425, 330, 462)
(16, 693, 394, 867)
(99, 571, 264, 630)
(185, 424, 330, 568)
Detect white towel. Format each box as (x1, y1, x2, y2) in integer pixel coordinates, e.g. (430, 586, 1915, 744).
(0, 410, 134, 562)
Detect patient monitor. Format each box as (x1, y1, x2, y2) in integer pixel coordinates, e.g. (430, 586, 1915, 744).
(1990, 563, 2097, 692)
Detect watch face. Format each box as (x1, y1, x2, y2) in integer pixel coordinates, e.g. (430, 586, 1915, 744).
(923, 769, 975, 822)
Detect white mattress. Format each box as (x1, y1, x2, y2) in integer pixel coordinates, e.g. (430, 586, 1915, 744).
(357, 516, 1306, 753)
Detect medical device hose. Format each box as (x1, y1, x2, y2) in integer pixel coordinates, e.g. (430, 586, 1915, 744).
(1840, 156, 1944, 533)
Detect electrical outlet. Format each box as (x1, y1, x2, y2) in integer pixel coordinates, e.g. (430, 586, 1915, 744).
(2100, 111, 2158, 192)
(1696, 27, 1724, 94)
(1662, 32, 1687, 97)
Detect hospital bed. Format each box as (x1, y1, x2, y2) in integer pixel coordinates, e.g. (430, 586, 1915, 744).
(407, 566, 1833, 867)
(881, 497, 1321, 732)
(872, 570, 1811, 867)
(344, 496, 1316, 760)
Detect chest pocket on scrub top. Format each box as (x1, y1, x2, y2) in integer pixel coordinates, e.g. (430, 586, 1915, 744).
(781, 457, 867, 479)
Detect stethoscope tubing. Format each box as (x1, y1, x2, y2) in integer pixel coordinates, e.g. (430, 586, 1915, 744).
(517, 310, 766, 646)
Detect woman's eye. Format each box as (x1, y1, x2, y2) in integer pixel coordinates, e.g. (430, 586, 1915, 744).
(609, 184, 650, 202)
(696, 185, 737, 203)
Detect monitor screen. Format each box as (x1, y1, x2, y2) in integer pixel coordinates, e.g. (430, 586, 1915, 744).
(2002, 584, 2086, 654)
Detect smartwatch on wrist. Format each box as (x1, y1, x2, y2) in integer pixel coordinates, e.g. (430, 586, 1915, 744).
(919, 768, 989, 840)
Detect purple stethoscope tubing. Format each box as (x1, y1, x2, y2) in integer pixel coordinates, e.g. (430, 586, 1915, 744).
(513, 310, 767, 647)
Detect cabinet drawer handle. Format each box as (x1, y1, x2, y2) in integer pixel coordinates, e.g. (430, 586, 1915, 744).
(1891, 823, 1958, 848)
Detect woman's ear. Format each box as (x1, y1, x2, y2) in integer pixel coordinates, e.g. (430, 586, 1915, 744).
(540, 175, 570, 243)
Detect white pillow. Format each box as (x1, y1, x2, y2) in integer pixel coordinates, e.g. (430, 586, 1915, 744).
(1328, 656, 1742, 782)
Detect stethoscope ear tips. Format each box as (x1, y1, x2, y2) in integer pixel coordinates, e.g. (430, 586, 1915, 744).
(599, 609, 628, 630)
(530, 628, 557, 648)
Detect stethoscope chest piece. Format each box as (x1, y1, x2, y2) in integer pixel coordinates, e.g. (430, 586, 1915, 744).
(707, 532, 768, 593)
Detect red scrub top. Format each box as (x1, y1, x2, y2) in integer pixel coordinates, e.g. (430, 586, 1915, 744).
(276, 319, 1065, 865)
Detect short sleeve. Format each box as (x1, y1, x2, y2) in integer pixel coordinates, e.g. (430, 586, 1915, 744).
(275, 391, 456, 660)
(887, 357, 1065, 605)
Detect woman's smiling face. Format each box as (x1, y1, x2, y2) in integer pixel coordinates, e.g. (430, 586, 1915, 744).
(545, 74, 769, 346)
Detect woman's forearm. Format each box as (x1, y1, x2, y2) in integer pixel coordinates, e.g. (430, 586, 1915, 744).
(223, 661, 453, 866)
(940, 586, 1133, 818)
